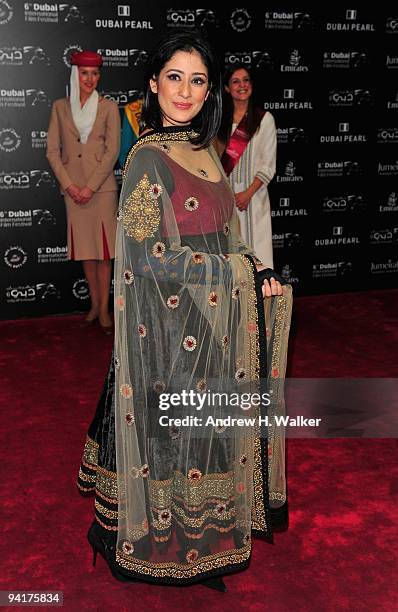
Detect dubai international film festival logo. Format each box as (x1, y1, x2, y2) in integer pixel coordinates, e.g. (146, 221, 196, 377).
(26, 88, 52, 107)
(224, 50, 274, 71)
(0, 128, 21, 152)
(58, 3, 85, 23)
(4, 245, 28, 269)
(24, 2, 59, 23)
(370, 227, 398, 245)
(6, 282, 60, 303)
(323, 51, 369, 70)
(23, 46, 51, 65)
(264, 11, 313, 31)
(230, 8, 251, 32)
(0, 0, 13, 25)
(166, 9, 218, 29)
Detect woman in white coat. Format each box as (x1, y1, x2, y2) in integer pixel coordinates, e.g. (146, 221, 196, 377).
(215, 64, 276, 268)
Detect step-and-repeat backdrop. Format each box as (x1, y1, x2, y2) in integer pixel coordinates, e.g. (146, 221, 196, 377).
(0, 3, 397, 318)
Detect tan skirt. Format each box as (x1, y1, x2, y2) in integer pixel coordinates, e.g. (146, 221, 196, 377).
(64, 190, 118, 261)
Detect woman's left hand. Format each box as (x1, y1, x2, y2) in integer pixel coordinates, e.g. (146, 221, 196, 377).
(262, 277, 283, 298)
(235, 190, 251, 211)
(79, 186, 94, 205)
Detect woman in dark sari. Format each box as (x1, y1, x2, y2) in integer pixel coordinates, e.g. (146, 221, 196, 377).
(77, 30, 292, 592)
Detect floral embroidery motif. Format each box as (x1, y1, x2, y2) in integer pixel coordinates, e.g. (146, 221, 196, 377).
(196, 379, 207, 392)
(208, 291, 218, 307)
(222, 335, 229, 350)
(123, 173, 161, 242)
(271, 367, 279, 378)
(235, 368, 247, 383)
(153, 380, 166, 394)
(159, 142, 171, 153)
(149, 183, 162, 199)
(243, 533, 251, 545)
(152, 241, 166, 258)
(116, 295, 125, 311)
(186, 549, 199, 563)
(239, 454, 248, 466)
(167, 295, 180, 309)
(140, 464, 149, 477)
(125, 413, 135, 426)
(183, 336, 197, 351)
(114, 357, 120, 369)
(232, 287, 240, 300)
(215, 502, 227, 515)
(223, 223, 230, 236)
(188, 468, 202, 481)
(247, 321, 257, 334)
(198, 168, 208, 178)
(236, 482, 245, 494)
(268, 445, 273, 458)
(124, 270, 134, 285)
(120, 383, 133, 399)
(192, 252, 204, 264)
(138, 324, 147, 338)
(122, 540, 134, 555)
(158, 509, 171, 525)
(184, 196, 199, 211)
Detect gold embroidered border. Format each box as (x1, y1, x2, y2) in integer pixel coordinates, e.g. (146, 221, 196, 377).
(95, 499, 121, 521)
(78, 467, 96, 484)
(123, 131, 196, 179)
(172, 502, 235, 528)
(148, 470, 235, 509)
(96, 488, 118, 505)
(267, 293, 290, 500)
(271, 295, 287, 372)
(82, 436, 99, 467)
(96, 466, 118, 499)
(173, 518, 236, 540)
(172, 493, 235, 512)
(238, 255, 265, 532)
(95, 515, 118, 532)
(116, 543, 251, 579)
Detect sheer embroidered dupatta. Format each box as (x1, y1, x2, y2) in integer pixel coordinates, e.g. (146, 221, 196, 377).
(113, 129, 292, 583)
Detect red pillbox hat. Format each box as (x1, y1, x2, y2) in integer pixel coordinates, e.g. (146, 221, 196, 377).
(71, 50, 103, 67)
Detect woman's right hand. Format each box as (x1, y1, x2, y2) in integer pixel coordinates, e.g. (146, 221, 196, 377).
(66, 184, 83, 204)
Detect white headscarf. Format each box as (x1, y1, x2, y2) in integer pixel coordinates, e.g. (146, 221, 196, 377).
(70, 65, 99, 144)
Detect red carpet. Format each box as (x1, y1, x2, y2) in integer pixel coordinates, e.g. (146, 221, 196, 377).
(1, 289, 397, 611)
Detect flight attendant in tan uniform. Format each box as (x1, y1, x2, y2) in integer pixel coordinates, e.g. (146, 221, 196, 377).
(47, 50, 120, 333)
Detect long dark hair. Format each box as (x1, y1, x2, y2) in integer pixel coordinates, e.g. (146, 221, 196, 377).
(218, 63, 263, 144)
(141, 30, 222, 149)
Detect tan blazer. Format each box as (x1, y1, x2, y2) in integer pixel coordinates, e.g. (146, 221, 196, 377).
(46, 97, 120, 193)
